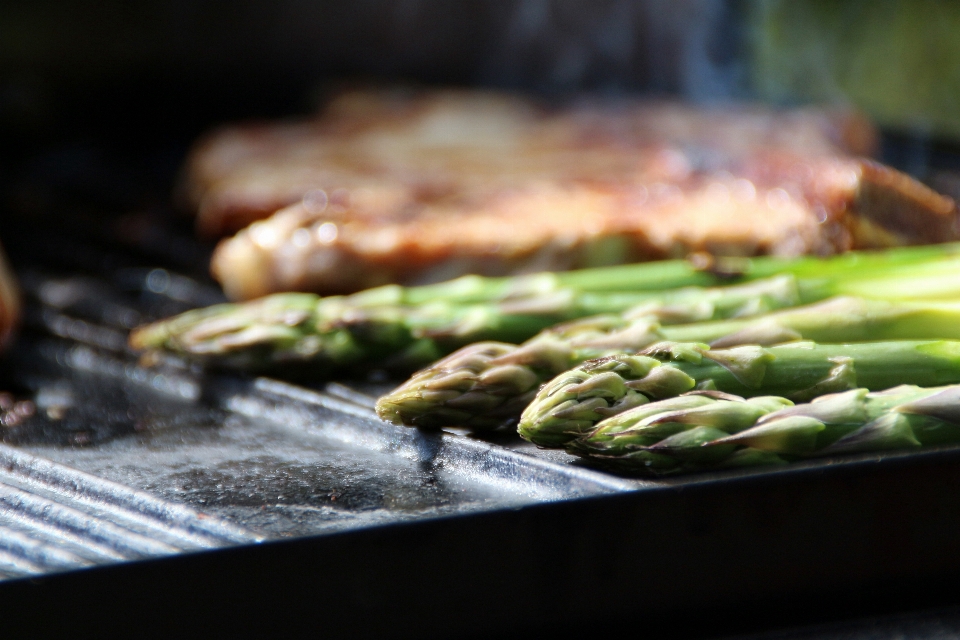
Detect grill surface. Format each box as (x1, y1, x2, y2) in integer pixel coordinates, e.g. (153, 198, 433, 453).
(0, 442, 257, 578)
(0, 199, 642, 566)
(5, 143, 960, 638)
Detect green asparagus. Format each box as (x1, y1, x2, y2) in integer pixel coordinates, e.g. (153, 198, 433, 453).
(517, 340, 960, 446)
(567, 384, 960, 475)
(333, 241, 960, 304)
(376, 296, 960, 430)
(128, 273, 804, 374)
(132, 247, 960, 374)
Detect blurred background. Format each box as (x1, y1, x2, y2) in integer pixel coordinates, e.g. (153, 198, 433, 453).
(2, 0, 960, 297)
(3, 0, 960, 184)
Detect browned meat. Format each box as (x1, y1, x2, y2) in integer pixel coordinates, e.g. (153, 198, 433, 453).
(184, 89, 957, 300)
(210, 151, 957, 300)
(184, 89, 879, 238)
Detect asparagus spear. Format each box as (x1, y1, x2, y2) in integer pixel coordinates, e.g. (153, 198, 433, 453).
(366, 279, 800, 429)
(129, 273, 804, 374)
(131, 249, 960, 374)
(345, 241, 960, 304)
(567, 384, 960, 475)
(667, 297, 960, 346)
(517, 340, 960, 446)
(376, 296, 960, 430)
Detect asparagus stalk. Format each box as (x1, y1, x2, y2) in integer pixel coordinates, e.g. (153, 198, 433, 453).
(567, 384, 960, 475)
(666, 297, 960, 346)
(355, 241, 960, 304)
(517, 340, 960, 446)
(368, 280, 796, 430)
(376, 296, 960, 430)
(132, 249, 960, 374)
(129, 273, 804, 374)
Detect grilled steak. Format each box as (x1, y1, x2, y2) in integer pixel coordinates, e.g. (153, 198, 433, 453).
(184, 89, 958, 299)
(185, 89, 879, 238)
(210, 152, 957, 299)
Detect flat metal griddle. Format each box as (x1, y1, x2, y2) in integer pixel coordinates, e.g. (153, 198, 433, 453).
(5, 156, 960, 638)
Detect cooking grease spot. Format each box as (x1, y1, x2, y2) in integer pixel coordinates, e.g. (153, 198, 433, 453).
(316, 222, 338, 245)
(291, 228, 312, 248)
(302, 189, 328, 213)
(329, 188, 350, 210)
(765, 188, 792, 210)
(732, 178, 756, 202)
(250, 222, 280, 249)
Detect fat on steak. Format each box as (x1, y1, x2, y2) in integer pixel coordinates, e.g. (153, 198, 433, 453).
(184, 90, 958, 299)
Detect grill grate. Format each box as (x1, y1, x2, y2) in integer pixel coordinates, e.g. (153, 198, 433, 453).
(3, 141, 960, 636)
(0, 442, 258, 578)
(0, 201, 645, 578)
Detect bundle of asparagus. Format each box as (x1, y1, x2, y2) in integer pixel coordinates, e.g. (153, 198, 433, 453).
(131, 243, 960, 375)
(128, 237, 960, 474)
(566, 385, 960, 476)
(376, 296, 960, 429)
(516, 340, 960, 446)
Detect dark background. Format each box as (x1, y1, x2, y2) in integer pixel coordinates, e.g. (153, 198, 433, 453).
(0, 0, 757, 218)
(0, 0, 746, 144)
(4, 0, 960, 206)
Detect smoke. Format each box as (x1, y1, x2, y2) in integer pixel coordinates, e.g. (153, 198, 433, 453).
(478, 0, 746, 100)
